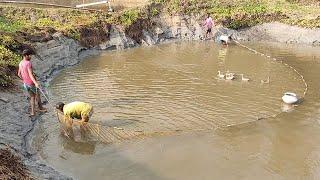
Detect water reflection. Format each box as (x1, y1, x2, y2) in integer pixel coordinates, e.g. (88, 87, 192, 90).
(60, 135, 96, 155)
(280, 103, 295, 113)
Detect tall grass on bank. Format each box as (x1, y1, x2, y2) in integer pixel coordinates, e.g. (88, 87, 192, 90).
(158, 0, 320, 29)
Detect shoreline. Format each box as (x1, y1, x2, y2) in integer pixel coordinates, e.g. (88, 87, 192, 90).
(1, 20, 320, 178)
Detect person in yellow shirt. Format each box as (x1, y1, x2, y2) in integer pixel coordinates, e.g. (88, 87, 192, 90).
(55, 101, 93, 128)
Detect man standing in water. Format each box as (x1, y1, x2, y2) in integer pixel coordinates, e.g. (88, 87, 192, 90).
(203, 14, 215, 39)
(55, 101, 93, 128)
(18, 49, 46, 116)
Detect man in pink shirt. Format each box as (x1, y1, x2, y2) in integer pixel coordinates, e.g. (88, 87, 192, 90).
(18, 49, 46, 116)
(203, 14, 215, 39)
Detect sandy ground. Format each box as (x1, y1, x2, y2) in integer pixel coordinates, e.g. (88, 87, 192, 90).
(0, 88, 70, 179)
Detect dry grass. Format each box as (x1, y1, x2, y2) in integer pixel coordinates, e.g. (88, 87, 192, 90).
(0, 147, 33, 180)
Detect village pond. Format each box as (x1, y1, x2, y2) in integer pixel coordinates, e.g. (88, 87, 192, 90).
(33, 41, 320, 179)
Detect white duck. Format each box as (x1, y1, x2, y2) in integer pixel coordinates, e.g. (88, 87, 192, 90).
(261, 76, 270, 84)
(226, 70, 235, 77)
(282, 92, 299, 104)
(240, 74, 250, 81)
(217, 71, 225, 79)
(225, 73, 235, 80)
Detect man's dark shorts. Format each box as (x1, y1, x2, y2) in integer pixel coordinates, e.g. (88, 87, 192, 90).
(24, 83, 37, 94)
(207, 28, 212, 33)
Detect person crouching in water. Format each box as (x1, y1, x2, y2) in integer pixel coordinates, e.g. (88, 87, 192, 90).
(219, 35, 231, 46)
(18, 49, 47, 116)
(55, 101, 93, 128)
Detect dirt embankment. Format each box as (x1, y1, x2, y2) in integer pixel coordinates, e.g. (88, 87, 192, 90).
(235, 22, 320, 45)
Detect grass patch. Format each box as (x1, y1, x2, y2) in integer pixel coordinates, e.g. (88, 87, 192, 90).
(157, 0, 320, 29)
(0, 6, 109, 39)
(0, 45, 21, 67)
(119, 9, 140, 26)
(0, 16, 25, 33)
(0, 45, 21, 87)
(0, 6, 120, 87)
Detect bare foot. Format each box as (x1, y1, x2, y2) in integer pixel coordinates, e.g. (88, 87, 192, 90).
(29, 112, 35, 117)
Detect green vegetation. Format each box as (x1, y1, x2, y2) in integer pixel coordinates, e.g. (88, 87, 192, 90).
(0, 6, 111, 88)
(119, 9, 140, 26)
(107, 3, 162, 27)
(158, 0, 320, 29)
(0, 45, 21, 87)
(0, 16, 25, 33)
(0, 7, 109, 38)
(0, 45, 21, 67)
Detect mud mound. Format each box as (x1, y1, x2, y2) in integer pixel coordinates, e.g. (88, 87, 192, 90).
(79, 23, 111, 47)
(125, 18, 153, 44)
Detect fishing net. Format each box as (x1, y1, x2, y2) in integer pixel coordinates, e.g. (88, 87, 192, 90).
(56, 111, 189, 144)
(57, 112, 146, 143)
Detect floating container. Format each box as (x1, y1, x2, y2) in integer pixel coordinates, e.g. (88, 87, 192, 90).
(282, 92, 299, 104)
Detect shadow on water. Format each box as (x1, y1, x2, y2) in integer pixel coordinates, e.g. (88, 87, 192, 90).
(59, 135, 97, 155)
(47, 134, 170, 180)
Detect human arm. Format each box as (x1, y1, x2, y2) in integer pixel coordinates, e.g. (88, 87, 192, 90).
(64, 114, 73, 128)
(17, 64, 22, 79)
(80, 115, 89, 124)
(80, 106, 91, 124)
(17, 68, 21, 79)
(27, 65, 39, 88)
(203, 19, 207, 27)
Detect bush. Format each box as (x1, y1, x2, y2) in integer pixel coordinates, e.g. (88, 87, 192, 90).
(119, 9, 140, 26)
(0, 16, 25, 33)
(0, 46, 21, 87)
(0, 45, 21, 67)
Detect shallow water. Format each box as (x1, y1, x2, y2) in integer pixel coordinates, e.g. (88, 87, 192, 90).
(34, 42, 320, 179)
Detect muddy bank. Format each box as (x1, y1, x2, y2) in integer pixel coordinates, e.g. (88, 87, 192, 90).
(1, 13, 320, 179)
(0, 91, 70, 179)
(0, 32, 100, 179)
(235, 22, 320, 46)
(0, 147, 32, 179)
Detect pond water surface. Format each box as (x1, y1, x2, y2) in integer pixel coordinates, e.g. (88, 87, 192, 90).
(34, 42, 320, 179)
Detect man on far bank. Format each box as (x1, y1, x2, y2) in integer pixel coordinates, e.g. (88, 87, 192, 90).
(18, 49, 47, 116)
(203, 14, 215, 39)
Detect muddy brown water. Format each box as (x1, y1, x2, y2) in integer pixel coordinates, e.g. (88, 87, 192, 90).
(33, 42, 320, 179)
